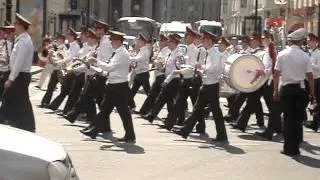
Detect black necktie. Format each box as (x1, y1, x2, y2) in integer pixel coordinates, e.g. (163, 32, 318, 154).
(163, 52, 171, 72)
(108, 52, 116, 63)
(204, 51, 208, 65)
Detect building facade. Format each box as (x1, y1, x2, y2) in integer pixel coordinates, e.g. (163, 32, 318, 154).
(221, 0, 320, 36)
(83, 0, 221, 27)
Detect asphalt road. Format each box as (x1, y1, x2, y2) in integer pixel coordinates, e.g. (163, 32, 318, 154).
(29, 73, 320, 180)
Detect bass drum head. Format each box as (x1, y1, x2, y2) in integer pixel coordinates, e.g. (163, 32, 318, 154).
(229, 54, 267, 93)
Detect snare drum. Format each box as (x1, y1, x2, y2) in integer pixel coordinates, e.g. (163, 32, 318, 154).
(222, 54, 268, 93)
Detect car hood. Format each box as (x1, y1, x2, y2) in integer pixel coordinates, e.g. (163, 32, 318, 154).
(0, 125, 66, 162)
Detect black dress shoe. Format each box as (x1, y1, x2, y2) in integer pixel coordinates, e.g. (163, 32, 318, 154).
(80, 129, 98, 139)
(38, 104, 49, 108)
(173, 130, 188, 139)
(280, 150, 300, 157)
(142, 114, 154, 123)
(131, 110, 141, 114)
(64, 115, 76, 124)
(117, 137, 136, 143)
(304, 122, 318, 132)
(56, 110, 66, 116)
(255, 132, 272, 141)
(230, 123, 246, 132)
(80, 124, 94, 133)
(211, 137, 229, 143)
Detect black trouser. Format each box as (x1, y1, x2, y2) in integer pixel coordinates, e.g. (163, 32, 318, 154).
(93, 82, 135, 140)
(181, 83, 227, 140)
(62, 73, 85, 114)
(128, 71, 150, 109)
(49, 72, 75, 111)
(1, 72, 35, 132)
(236, 82, 274, 129)
(262, 80, 282, 135)
(310, 78, 320, 128)
(0, 71, 9, 100)
(139, 74, 174, 115)
(149, 78, 181, 120)
(165, 78, 198, 129)
(67, 75, 106, 122)
(41, 70, 59, 105)
(228, 92, 264, 124)
(228, 93, 246, 120)
(281, 84, 308, 155)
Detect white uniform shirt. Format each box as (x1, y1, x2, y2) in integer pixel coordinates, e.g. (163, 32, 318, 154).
(97, 35, 113, 62)
(0, 40, 13, 72)
(227, 45, 240, 55)
(9, 32, 34, 81)
(197, 44, 207, 65)
(220, 49, 230, 71)
(130, 45, 151, 74)
(55, 40, 80, 66)
(202, 46, 223, 85)
(73, 44, 96, 74)
(261, 48, 273, 77)
(154, 46, 171, 76)
(275, 45, 312, 87)
(163, 47, 181, 83)
(309, 48, 320, 79)
(239, 46, 252, 54)
(180, 43, 199, 79)
(251, 47, 273, 78)
(97, 45, 130, 84)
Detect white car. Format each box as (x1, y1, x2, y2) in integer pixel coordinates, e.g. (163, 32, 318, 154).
(0, 125, 79, 180)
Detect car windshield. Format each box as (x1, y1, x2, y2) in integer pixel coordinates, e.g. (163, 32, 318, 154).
(200, 25, 222, 36)
(118, 20, 153, 37)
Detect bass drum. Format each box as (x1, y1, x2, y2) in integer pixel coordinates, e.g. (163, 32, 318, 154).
(223, 54, 268, 93)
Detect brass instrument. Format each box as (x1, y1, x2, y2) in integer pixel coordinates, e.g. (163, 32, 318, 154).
(51, 49, 68, 84)
(150, 55, 165, 72)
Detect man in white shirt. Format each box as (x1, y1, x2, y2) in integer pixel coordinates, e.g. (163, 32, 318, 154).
(0, 25, 14, 100)
(40, 33, 67, 107)
(82, 30, 136, 143)
(1, 13, 35, 132)
(48, 27, 81, 114)
(138, 34, 172, 115)
(226, 36, 240, 54)
(142, 34, 182, 124)
(64, 29, 101, 124)
(175, 31, 228, 142)
(274, 28, 315, 157)
(163, 27, 200, 130)
(77, 20, 113, 133)
(231, 33, 273, 131)
(128, 33, 151, 110)
(305, 33, 320, 132)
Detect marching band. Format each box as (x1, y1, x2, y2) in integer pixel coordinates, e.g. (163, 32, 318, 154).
(0, 14, 318, 156)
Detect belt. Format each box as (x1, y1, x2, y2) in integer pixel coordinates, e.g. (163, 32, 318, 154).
(283, 83, 300, 88)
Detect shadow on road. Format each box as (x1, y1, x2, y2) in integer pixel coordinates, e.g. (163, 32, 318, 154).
(98, 134, 145, 154)
(293, 155, 320, 168)
(237, 133, 283, 143)
(198, 142, 246, 155)
(301, 141, 320, 155)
